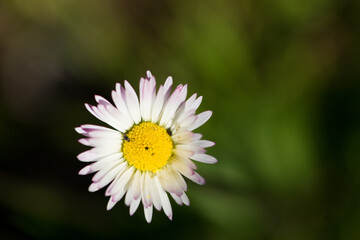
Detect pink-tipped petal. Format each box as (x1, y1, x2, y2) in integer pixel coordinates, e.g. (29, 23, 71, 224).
(187, 172, 206, 185)
(129, 197, 141, 216)
(181, 193, 190, 206)
(170, 193, 183, 206)
(107, 198, 118, 210)
(144, 205, 153, 223)
(111, 189, 126, 202)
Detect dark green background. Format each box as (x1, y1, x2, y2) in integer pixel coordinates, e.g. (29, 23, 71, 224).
(0, 0, 359, 239)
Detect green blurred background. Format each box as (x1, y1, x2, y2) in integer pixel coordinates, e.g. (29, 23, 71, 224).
(0, 0, 360, 239)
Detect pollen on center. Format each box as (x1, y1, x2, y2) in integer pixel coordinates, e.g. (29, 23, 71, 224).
(122, 122, 173, 172)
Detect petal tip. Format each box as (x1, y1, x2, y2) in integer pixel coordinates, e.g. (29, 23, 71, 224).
(146, 70, 152, 79)
(78, 166, 91, 175)
(88, 183, 99, 192)
(75, 127, 85, 134)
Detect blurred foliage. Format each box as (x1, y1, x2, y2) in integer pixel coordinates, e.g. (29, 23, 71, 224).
(0, 0, 360, 239)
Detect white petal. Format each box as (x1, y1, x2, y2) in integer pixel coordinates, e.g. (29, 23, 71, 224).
(187, 172, 206, 185)
(148, 175, 162, 211)
(131, 170, 142, 200)
(124, 81, 141, 124)
(151, 76, 173, 123)
(140, 76, 156, 121)
(181, 193, 190, 206)
(77, 150, 110, 162)
(191, 133, 203, 141)
(111, 189, 126, 203)
(171, 192, 190, 206)
(89, 145, 120, 155)
(172, 148, 194, 160)
(88, 183, 99, 192)
(78, 124, 122, 139)
(184, 93, 197, 110)
(178, 115, 197, 130)
(175, 144, 206, 154)
(92, 160, 123, 182)
(171, 130, 193, 143)
(129, 197, 141, 216)
(87, 130, 122, 139)
(170, 156, 195, 176)
(186, 95, 202, 112)
(190, 154, 217, 164)
(158, 166, 187, 195)
(112, 86, 132, 120)
(172, 94, 200, 125)
(188, 111, 212, 131)
(139, 77, 146, 117)
(107, 166, 135, 197)
(194, 140, 215, 148)
(78, 165, 92, 175)
(160, 84, 187, 127)
(78, 138, 122, 148)
(85, 103, 104, 122)
(78, 154, 123, 175)
(77, 143, 121, 162)
(163, 77, 174, 95)
(75, 127, 86, 134)
(146, 70, 152, 79)
(151, 85, 165, 123)
(107, 198, 118, 210)
(125, 190, 134, 207)
(94, 95, 110, 104)
(97, 104, 127, 132)
(125, 170, 141, 206)
(176, 109, 196, 124)
(173, 152, 197, 169)
(103, 103, 133, 130)
(170, 193, 183, 205)
(88, 154, 124, 174)
(154, 176, 173, 220)
(95, 164, 126, 190)
(144, 205, 153, 223)
(141, 172, 152, 208)
(85, 103, 128, 133)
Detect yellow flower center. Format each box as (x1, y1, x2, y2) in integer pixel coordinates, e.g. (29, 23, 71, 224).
(122, 122, 173, 172)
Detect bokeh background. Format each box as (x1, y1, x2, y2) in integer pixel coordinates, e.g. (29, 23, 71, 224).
(0, 0, 360, 239)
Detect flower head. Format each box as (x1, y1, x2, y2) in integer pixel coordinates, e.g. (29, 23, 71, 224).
(75, 71, 216, 222)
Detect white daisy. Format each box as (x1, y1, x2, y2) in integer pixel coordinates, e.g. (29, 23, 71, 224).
(75, 71, 216, 222)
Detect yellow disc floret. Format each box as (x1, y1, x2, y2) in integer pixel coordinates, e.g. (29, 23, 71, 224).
(122, 122, 173, 172)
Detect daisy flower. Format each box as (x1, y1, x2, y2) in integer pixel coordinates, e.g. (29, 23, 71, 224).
(75, 71, 216, 222)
